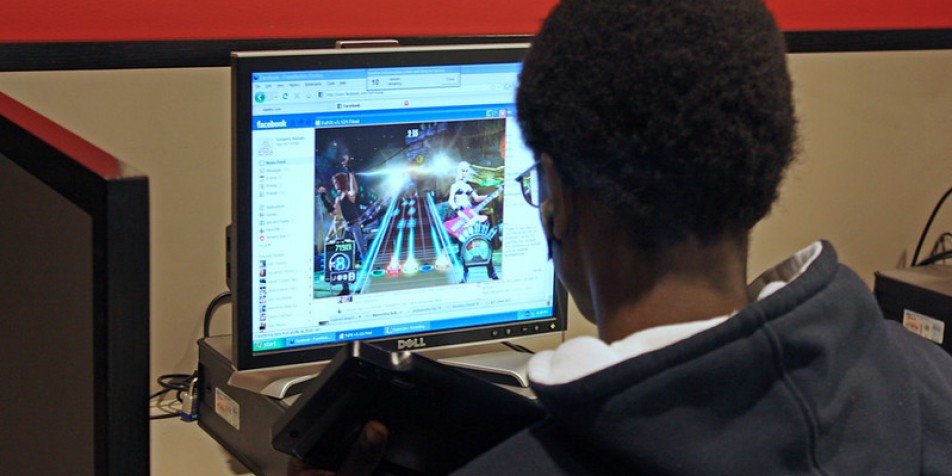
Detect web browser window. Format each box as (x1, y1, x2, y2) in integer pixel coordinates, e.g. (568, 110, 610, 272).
(246, 58, 553, 353)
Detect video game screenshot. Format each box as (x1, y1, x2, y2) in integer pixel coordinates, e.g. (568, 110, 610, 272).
(313, 119, 507, 299)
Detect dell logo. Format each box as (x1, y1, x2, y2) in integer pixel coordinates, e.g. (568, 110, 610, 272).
(397, 338, 427, 350)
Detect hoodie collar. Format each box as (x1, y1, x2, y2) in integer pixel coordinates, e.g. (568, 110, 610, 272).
(529, 242, 824, 386)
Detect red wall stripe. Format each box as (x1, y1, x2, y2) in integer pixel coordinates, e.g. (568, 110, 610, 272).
(766, 0, 952, 31)
(0, 92, 121, 177)
(1, 0, 950, 43)
(0, 0, 556, 42)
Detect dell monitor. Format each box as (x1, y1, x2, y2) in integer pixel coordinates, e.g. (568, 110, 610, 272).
(229, 43, 564, 373)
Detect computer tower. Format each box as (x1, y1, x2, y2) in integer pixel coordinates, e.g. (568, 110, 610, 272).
(874, 265, 952, 355)
(197, 336, 301, 476)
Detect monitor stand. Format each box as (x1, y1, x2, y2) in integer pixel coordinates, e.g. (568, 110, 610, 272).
(438, 350, 532, 387)
(217, 337, 537, 400)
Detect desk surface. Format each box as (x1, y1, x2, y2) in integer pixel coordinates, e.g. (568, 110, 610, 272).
(151, 417, 251, 475)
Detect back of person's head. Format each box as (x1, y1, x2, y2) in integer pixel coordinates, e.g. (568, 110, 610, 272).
(517, 0, 797, 253)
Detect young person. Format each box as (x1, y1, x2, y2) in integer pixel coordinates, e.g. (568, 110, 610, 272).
(293, 0, 952, 474)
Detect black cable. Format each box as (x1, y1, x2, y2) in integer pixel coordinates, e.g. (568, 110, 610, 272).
(152, 374, 194, 403)
(203, 291, 232, 338)
(929, 232, 952, 258)
(502, 341, 535, 354)
(916, 249, 952, 267)
(151, 293, 225, 421)
(150, 292, 225, 422)
(156, 373, 194, 393)
(912, 185, 952, 267)
(150, 373, 197, 420)
(150, 413, 182, 421)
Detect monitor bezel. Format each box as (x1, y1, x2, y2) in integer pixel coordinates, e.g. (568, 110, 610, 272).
(0, 92, 150, 475)
(230, 43, 566, 371)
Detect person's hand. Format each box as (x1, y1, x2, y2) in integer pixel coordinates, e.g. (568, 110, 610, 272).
(286, 421, 389, 476)
(341, 155, 352, 168)
(317, 186, 327, 194)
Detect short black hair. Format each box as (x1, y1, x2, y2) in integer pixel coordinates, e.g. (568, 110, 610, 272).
(517, 0, 797, 252)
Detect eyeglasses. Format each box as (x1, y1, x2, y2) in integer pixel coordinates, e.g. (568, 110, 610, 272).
(514, 160, 542, 208)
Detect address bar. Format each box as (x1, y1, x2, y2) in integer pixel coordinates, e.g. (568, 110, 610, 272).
(253, 90, 515, 116)
(308, 81, 509, 99)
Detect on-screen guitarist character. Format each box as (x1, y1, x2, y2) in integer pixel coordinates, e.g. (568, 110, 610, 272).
(445, 160, 499, 282)
(317, 154, 367, 262)
(444, 161, 504, 237)
(317, 155, 368, 296)
(448, 161, 488, 216)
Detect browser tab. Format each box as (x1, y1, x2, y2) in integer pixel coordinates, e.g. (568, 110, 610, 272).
(367, 67, 462, 91)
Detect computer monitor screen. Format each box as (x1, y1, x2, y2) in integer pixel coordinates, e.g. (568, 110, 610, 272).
(230, 44, 564, 370)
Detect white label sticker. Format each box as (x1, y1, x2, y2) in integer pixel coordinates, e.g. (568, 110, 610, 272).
(215, 387, 240, 430)
(902, 309, 945, 345)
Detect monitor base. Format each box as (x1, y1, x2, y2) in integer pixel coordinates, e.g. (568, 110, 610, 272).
(439, 349, 532, 387)
(214, 336, 541, 399)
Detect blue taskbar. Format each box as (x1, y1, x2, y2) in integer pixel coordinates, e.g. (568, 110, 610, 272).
(253, 307, 554, 352)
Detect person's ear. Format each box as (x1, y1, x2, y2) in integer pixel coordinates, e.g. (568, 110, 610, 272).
(540, 199, 555, 239)
(539, 153, 573, 241)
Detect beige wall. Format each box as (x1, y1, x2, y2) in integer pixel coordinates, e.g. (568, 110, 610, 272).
(753, 51, 952, 282)
(2, 50, 951, 389)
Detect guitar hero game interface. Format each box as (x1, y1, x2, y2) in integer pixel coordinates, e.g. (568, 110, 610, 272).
(313, 119, 506, 299)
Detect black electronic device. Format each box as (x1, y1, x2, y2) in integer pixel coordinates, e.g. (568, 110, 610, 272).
(272, 341, 545, 475)
(875, 264, 952, 354)
(0, 92, 149, 475)
(229, 43, 566, 372)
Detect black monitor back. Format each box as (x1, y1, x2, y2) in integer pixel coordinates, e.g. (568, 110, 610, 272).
(0, 92, 150, 475)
